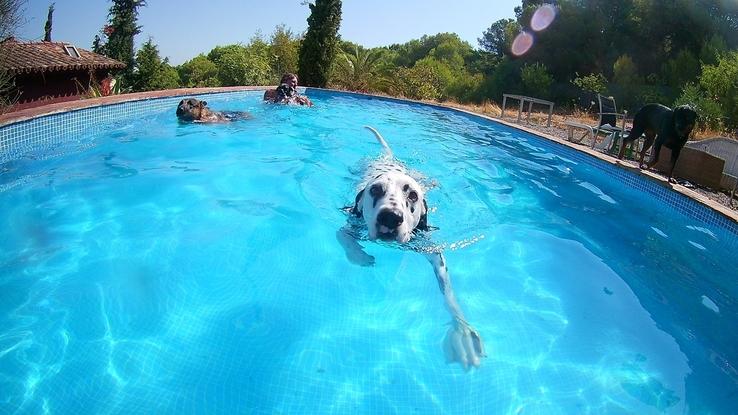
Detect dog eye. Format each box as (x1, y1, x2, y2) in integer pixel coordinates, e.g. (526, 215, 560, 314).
(408, 190, 418, 202)
(370, 184, 384, 198)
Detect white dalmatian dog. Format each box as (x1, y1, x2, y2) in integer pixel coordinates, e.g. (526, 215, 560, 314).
(338, 126, 485, 370)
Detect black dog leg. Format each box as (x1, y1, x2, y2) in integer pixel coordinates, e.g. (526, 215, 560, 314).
(646, 137, 665, 170)
(665, 146, 682, 183)
(618, 124, 644, 160)
(637, 132, 657, 168)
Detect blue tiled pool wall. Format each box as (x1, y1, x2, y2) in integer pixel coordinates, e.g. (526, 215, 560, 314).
(1, 88, 737, 246)
(0, 90, 262, 164)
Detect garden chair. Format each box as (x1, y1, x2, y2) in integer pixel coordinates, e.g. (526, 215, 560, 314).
(565, 94, 629, 153)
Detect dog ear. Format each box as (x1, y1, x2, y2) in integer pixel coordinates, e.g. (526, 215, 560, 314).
(200, 100, 208, 107)
(417, 199, 429, 231)
(351, 188, 365, 217)
(178, 99, 185, 106)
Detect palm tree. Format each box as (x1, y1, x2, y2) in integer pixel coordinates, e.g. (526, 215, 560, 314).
(332, 46, 386, 92)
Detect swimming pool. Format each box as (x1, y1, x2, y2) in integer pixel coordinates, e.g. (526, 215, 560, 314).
(1, 90, 736, 414)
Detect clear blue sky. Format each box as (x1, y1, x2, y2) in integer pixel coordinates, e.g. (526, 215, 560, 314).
(16, 0, 520, 65)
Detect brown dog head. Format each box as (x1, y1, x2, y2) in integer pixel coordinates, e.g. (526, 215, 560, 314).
(176, 98, 210, 122)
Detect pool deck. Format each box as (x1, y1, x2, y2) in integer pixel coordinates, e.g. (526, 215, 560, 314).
(1, 86, 737, 225)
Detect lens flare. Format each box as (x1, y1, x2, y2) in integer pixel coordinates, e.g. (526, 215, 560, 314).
(511, 31, 534, 56)
(531, 4, 557, 32)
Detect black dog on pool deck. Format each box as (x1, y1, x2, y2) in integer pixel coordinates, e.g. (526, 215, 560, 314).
(617, 103, 697, 183)
(337, 126, 485, 370)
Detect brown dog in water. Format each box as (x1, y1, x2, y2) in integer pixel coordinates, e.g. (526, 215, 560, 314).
(176, 98, 252, 123)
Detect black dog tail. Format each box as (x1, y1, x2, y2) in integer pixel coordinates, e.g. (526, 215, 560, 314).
(364, 126, 394, 158)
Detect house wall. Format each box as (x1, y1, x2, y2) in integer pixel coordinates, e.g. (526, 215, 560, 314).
(11, 69, 109, 110)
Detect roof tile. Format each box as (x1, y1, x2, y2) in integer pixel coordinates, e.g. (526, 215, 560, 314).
(0, 38, 126, 74)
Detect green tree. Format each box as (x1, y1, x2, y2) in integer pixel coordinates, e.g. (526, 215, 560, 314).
(478, 18, 518, 57)
(520, 62, 553, 99)
(298, 0, 342, 87)
(427, 37, 473, 71)
(43, 3, 54, 42)
(700, 51, 738, 129)
(0, 0, 24, 39)
(674, 83, 723, 131)
(612, 54, 643, 109)
(104, 0, 146, 84)
(269, 24, 300, 79)
(1, 0, 24, 112)
(208, 43, 271, 86)
(91, 34, 105, 54)
(572, 72, 608, 95)
(179, 54, 219, 87)
(389, 65, 442, 101)
(331, 46, 384, 91)
(700, 34, 727, 66)
(662, 49, 700, 90)
(389, 33, 472, 69)
(133, 39, 180, 91)
(480, 57, 522, 103)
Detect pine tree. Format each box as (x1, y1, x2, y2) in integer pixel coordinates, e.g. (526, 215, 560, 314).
(92, 34, 105, 55)
(133, 38, 180, 91)
(43, 3, 54, 42)
(104, 0, 146, 84)
(298, 0, 342, 87)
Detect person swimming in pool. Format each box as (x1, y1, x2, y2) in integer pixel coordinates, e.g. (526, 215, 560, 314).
(264, 73, 313, 107)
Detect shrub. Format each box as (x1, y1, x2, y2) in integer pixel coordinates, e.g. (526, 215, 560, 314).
(208, 44, 271, 86)
(661, 49, 700, 90)
(674, 82, 724, 132)
(134, 39, 181, 91)
(389, 66, 441, 100)
(520, 63, 553, 99)
(700, 52, 738, 130)
(572, 72, 607, 95)
(612, 54, 644, 110)
(178, 55, 220, 87)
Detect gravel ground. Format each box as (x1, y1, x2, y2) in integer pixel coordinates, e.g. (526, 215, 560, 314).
(520, 120, 738, 213)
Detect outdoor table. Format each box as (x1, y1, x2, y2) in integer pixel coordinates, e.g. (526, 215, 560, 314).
(501, 94, 554, 127)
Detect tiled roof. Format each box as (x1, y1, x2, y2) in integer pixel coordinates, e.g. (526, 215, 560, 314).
(0, 38, 126, 74)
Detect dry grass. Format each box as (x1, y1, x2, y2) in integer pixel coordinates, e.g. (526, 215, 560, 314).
(443, 100, 736, 142)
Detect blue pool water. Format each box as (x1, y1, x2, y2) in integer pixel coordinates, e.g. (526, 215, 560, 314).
(1, 91, 737, 414)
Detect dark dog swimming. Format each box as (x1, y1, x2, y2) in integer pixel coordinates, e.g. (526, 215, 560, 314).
(618, 103, 697, 182)
(176, 98, 252, 123)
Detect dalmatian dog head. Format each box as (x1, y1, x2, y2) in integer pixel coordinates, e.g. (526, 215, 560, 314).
(351, 171, 428, 243)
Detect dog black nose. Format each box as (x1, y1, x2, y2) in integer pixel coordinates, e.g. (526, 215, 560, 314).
(377, 209, 403, 228)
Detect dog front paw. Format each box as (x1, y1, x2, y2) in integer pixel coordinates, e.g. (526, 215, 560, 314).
(443, 320, 485, 370)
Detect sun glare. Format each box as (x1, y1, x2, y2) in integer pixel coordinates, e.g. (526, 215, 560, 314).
(531, 4, 557, 32)
(511, 31, 534, 56)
